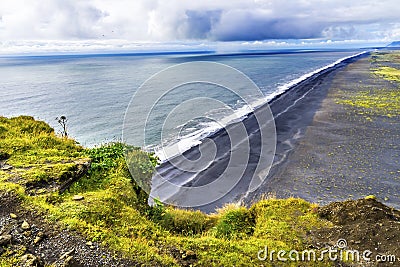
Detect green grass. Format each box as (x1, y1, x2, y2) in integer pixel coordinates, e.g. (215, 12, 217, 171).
(0, 116, 334, 266)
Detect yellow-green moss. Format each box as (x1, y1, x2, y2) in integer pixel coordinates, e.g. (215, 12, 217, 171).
(337, 52, 400, 119)
(373, 66, 400, 82)
(370, 51, 400, 64)
(0, 246, 25, 267)
(337, 88, 400, 118)
(1, 116, 334, 266)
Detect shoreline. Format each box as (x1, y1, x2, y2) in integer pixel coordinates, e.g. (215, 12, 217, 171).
(152, 51, 370, 212)
(246, 51, 400, 209)
(154, 51, 368, 163)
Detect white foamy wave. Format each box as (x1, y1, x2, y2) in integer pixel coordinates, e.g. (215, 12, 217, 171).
(153, 104, 253, 162)
(151, 51, 368, 163)
(272, 51, 368, 99)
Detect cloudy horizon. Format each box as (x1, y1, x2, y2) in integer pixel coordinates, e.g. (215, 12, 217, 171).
(1, 0, 399, 54)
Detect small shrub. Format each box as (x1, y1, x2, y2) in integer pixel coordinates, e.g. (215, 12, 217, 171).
(85, 142, 126, 171)
(159, 208, 213, 236)
(213, 205, 255, 239)
(125, 148, 157, 193)
(146, 198, 165, 222)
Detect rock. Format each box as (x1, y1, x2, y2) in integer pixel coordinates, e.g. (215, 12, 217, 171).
(10, 213, 18, 219)
(1, 164, 13, 171)
(59, 159, 91, 194)
(74, 159, 92, 172)
(0, 235, 12, 246)
(20, 253, 44, 267)
(73, 195, 84, 201)
(37, 231, 44, 237)
(182, 250, 196, 260)
(60, 255, 81, 267)
(59, 248, 75, 260)
(86, 241, 95, 249)
(23, 231, 32, 237)
(34, 236, 42, 244)
(21, 221, 31, 230)
(61, 256, 74, 267)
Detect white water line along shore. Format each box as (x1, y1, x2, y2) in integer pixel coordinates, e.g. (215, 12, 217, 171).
(151, 51, 368, 163)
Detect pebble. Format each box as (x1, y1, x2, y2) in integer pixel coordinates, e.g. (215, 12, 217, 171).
(34, 236, 42, 244)
(10, 213, 18, 219)
(60, 248, 75, 260)
(0, 164, 13, 171)
(24, 231, 32, 237)
(73, 195, 84, 201)
(21, 221, 31, 230)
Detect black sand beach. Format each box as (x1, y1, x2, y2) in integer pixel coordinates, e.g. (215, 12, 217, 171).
(247, 53, 400, 209)
(152, 52, 398, 212)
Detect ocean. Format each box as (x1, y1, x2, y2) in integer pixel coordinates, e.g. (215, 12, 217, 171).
(0, 49, 364, 157)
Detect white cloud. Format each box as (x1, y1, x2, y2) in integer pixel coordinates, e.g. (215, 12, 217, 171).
(0, 0, 399, 52)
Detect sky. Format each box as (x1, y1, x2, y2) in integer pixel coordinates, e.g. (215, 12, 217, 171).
(1, 0, 400, 54)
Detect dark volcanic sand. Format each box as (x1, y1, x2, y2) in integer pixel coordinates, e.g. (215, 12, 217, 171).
(154, 53, 387, 213)
(246, 55, 400, 209)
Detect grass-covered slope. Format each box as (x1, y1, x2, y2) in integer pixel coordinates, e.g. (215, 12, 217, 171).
(0, 116, 337, 266)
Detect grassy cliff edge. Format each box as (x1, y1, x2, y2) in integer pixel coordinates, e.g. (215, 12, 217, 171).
(1, 116, 335, 266)
(1, 116, 399, 267)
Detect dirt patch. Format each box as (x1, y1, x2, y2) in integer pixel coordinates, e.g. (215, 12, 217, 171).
(308, 198, 400, 266)
(0, 191, 139, 267)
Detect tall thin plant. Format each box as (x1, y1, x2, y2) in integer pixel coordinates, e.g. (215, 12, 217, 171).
(56, 116, 68, 138)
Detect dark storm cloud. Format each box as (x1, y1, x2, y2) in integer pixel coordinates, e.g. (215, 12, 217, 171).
(178, 10, 222, 39)
(211, 15, 324, 41)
